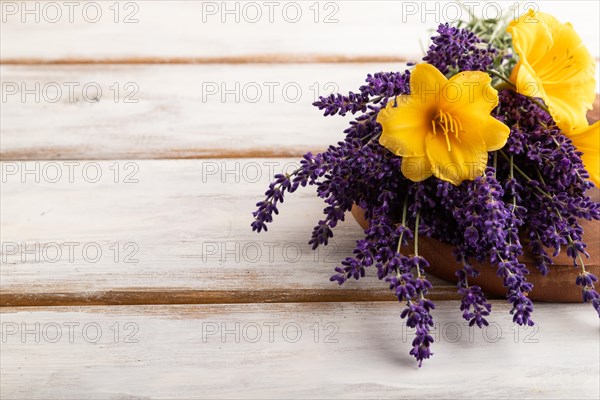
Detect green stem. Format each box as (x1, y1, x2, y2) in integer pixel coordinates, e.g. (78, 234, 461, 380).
(529, 97, 551, 115)
(498, 150, 553, 199)
(414, 211, 421, 259)
(368, 95, 385, 105)
(502, 150, 589, 276)
(396, 193, 410, 254)
(461, 257, 470, 289)
(359, 131, 381, 143)
(488, 69, 515, 88)
(509, 154, 517, 212)
(576, 253, 588, 275)
(562, 229, 589, 276)
(414, 210, 425, 300)
(394, 193, 411, 279)
(264, 167, 302, 204)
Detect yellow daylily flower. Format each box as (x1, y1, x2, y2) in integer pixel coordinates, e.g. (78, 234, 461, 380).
(376, 63, 510, 186)
(568, 121, 600, 186)
(507, 9, 597, 133)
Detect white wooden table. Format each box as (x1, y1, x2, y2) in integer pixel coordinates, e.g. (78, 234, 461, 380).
(1, 1, 599, 398)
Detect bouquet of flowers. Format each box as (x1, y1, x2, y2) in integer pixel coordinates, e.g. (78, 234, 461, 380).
(252, 9, 600, 366)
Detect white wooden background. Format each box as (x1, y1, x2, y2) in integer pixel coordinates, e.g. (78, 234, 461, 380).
(1, 1, 599, 398)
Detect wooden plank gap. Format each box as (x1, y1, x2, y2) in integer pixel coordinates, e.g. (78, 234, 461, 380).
(2, 55, 599, 66)
(0, 147, 315, 162)
(0, 288, 465, 307)
(1, 54, 413, 66)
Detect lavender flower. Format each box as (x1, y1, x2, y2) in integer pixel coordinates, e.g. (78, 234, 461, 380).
(494, 90, 600, 313)
(313, 71, 410, 116)
(423, 23, 497, 75)
(402, 298, 435, 367)
(251, 23, 600, 365)
(455, 261, 492, 328)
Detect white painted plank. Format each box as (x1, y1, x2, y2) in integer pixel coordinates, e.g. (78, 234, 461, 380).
(2, 63, 599, 160)
(1, 301, 598, 399)
(2, 1, 599, 61)
(0, 63, 406, 160)
(0, 159, 457, 304)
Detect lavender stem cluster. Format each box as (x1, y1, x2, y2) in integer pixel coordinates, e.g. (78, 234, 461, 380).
(252, 24, 600, 365)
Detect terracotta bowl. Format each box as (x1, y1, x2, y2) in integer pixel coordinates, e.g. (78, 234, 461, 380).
(350, 98, 600, 302)
(351, 200, 599, 302)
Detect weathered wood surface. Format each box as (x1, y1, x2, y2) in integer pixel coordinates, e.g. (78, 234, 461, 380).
(1, 301, 599, 399)
(0, 159, 459, 306)
(0, 63, 402, 160)
(2, 64, 600, 161)
(1, 1, 599, 397)
(2, 1, 598, 63)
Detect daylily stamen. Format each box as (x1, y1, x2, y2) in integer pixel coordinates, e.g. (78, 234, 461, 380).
(433, 109, 463, 151)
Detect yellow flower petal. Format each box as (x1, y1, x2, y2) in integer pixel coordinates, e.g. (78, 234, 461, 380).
(401, 155, 433, 182)
(426, 130, 488, 186)
(377, 95, 433, 157)
(546, 94, 592, 133)
(508, 9, 558, 68)
(508, 10, 596, 132)
(459, 114, 511, 152)
(476, 117, 511, 152)
(410, 63, 449, 104)
(510, 62, 546, 99)
(442, 71, 499, 115)
(569, 122, 600, 186)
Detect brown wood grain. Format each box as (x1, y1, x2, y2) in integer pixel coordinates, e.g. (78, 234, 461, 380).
(3, 55, 599, 66)
(1, 55, 411, 65)
(0, 287, 463, 307)
(0, 147, 318, 162)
